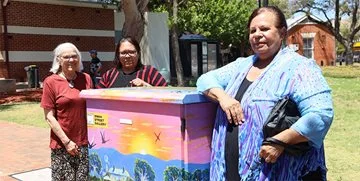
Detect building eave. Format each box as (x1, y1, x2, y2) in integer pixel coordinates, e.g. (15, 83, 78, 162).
(287, 14, 323, 31)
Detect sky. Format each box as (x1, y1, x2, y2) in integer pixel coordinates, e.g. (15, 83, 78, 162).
(288, 0, 336, 22)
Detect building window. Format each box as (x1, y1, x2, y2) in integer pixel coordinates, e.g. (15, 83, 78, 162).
(303, 37, 314, 58)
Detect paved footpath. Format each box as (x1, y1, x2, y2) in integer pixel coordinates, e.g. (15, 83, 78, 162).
(0, 121, 50, 181)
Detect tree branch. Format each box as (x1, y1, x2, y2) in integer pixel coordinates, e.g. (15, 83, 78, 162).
(350, 0, 358, 35)
(178, 0, 187, 6)
(137, 0, 149, 14)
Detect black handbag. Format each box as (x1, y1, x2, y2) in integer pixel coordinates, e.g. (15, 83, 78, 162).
(262, 97, 311, 156)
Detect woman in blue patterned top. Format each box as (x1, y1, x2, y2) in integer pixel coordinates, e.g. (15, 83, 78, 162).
(196, 6, 333, 181)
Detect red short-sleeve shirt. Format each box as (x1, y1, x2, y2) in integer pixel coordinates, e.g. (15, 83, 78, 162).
(41, 72, 92, 149)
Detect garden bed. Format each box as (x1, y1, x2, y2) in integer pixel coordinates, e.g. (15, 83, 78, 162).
(0, 89, 42, 105)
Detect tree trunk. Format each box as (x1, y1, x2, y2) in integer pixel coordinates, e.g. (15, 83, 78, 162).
(344, 45, 354, 66)
(171, 27, 184, 86)
(171, 0, 184, 86)
(121, 0, 147, 43)
(342, 43, 352, 66)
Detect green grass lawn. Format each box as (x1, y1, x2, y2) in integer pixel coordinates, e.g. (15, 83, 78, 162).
(0, 102, 47, 128)
(0, 66, 359, 180)
(322, 66, 360, 181)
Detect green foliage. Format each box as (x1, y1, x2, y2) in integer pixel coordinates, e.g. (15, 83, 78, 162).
(163, 166, 209, 181)
(269, 0, 292, 18)
(177, 0, 257, 47)
(181, 168, 191, 181)
(89, 152, 102, 176)
(134, 159, 155, 181)
(187, 77, 198, 87)
(191, 169, 202, 181)
(164, 166, 181, 181)
(148, 0, 168, 12)
(336, 41, 345, 54)
(150, 0, 256, 48)
(201, 169, 210, 180)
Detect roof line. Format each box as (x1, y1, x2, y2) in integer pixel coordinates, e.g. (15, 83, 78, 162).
(287, 14, 323, 30)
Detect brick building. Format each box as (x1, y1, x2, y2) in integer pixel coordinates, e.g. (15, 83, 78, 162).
(0, 0, 170, 82)
(286, 15, 336, 66)
(0, 0, 118, 81)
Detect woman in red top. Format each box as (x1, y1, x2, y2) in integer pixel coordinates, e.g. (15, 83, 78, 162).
(96, 37, 168, 88)
(41, 42, 92, 180)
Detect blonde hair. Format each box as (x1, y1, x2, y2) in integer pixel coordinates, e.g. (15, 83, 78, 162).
(50, 42, 83, 74)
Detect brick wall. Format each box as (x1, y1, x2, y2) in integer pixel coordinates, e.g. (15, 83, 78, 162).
(0, 3, 3, 25)
(6, 34, 114, 52)
(9, 62, 52, 82)
(1, 3, 6, 77)
(6, 1, 114, 30)
(1, 1, 116, 81)
(1, 2, 4, 52)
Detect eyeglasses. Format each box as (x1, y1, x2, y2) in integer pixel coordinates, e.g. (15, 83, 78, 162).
(59, 55, 78, 61)
(119, 50, 137, 57)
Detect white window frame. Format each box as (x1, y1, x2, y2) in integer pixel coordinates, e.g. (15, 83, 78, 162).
(301, 33, 315, 59)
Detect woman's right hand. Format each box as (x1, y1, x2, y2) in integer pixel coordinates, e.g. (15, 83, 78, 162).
(218, 95, 244, 125)
(130, 78, 151, 87)
(65, 140, 79, 156)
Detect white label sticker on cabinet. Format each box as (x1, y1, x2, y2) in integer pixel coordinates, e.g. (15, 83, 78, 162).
(119, 119, 133, 125)
(87, 114, 94, 125)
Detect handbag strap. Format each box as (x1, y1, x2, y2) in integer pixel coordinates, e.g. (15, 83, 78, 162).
(262, 137, 289, 148)
(262, 137, 311, 156)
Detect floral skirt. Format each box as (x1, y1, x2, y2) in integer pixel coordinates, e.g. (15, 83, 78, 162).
(51, 146, 89, 181)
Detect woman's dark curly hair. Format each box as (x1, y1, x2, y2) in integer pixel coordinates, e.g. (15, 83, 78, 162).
(114, 36, 144, 70)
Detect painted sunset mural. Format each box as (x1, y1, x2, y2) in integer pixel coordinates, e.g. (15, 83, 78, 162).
(87, 110, 211, 181)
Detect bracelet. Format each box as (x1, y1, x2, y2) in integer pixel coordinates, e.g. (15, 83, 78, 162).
(65, 139, 71, 145)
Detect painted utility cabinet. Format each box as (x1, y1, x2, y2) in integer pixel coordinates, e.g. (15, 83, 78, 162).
(80, 87, 217, 181)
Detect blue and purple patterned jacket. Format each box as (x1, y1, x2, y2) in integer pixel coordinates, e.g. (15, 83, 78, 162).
(196, 47, 334, 181)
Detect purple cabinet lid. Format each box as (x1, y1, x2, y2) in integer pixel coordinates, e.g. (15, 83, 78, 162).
(80, 87, 211, 104)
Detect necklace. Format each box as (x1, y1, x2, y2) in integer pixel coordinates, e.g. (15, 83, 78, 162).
(68, 79, 75, 88)
(60, 72, 77, 88)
